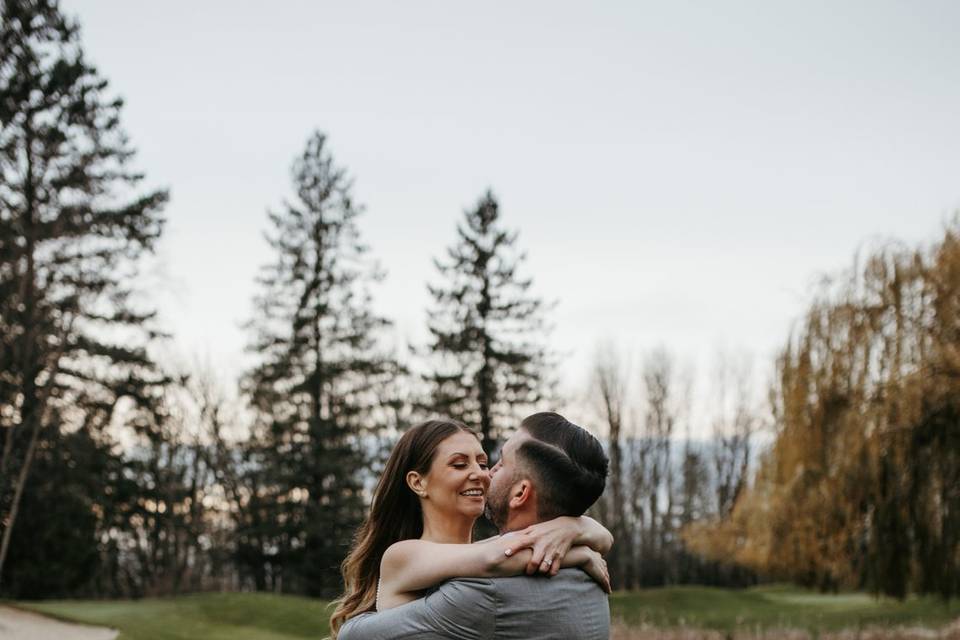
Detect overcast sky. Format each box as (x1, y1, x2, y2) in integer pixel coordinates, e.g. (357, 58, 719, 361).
(61, 1, 960, 431)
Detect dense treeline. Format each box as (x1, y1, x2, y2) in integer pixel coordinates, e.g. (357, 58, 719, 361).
(0, 0, 556, 598)
(1, 0, 956, 602)
(0, 0, 170, 596)
(685, 227, 960, 600)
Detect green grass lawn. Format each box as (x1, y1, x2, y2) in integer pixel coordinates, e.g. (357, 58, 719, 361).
(19, 592, 331, 640)
(15, 585, 960, 639)
(610, 584, 960, 632)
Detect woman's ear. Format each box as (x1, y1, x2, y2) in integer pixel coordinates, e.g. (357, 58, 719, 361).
(406, 470, 428, 498)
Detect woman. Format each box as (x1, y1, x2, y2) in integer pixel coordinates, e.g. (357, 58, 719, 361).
(329, 419, 611, 636)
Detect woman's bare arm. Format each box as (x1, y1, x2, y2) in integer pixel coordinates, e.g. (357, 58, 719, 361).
(377, 534, 536, 610)
(377, 516, 613, 610)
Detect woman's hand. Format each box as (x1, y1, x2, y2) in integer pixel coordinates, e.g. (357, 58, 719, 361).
(580, 548, 611, 594)
(493, 533, 612, 592)
(513, 516, 581, 576)
(498, 529, 538, 558)
(512, 516, 613, 576)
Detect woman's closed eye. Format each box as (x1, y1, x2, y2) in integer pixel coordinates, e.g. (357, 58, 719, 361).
(452, 460, 488, 470)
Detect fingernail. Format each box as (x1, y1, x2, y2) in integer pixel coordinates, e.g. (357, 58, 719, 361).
(505, 549, 512, 556)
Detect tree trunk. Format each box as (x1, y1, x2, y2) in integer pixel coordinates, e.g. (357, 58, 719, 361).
(0, 402, 45, 586)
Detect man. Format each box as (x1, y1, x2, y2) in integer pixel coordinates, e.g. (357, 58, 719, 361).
(337, 412, 611, 640)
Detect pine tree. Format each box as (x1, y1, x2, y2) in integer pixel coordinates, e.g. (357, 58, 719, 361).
(424, 191, 552, 455)
(241, 131, 399, 596)
(0, 0, 168, 589)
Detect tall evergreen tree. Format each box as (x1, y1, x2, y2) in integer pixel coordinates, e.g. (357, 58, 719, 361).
(241, 131, 399, 596)
(425, 191, 552, 455)
(0, 0, 168, 589)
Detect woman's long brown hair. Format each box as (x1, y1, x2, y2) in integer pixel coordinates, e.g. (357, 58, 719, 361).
(329, 419, 475, 638)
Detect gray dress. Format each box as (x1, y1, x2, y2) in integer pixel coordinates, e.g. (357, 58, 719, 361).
(338, 569, 610, 640)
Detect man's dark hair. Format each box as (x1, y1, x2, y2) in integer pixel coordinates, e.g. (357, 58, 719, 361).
(516, 412, 609, 519)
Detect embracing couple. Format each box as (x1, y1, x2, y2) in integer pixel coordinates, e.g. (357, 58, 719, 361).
(330, 412, 612, 640)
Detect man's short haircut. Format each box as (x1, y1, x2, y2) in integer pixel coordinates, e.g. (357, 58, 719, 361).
(516, 412, 609, 519)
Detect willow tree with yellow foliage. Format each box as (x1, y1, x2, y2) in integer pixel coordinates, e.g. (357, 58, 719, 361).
(685, 221, 960, 599)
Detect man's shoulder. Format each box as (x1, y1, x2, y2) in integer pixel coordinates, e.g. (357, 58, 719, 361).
(338, 581, 497, 640)
(440, 569, 602, 597)
(427, 577, 497, 608)
(491, 568, 603, 591)
(339, 574, 607, 640)
(441, 570, 607, 616)
(486, 569, 610, 640)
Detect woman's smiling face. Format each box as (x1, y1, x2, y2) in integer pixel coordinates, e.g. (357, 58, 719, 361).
(421, 430, 491, 518)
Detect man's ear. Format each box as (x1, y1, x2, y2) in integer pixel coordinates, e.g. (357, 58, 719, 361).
(406, 471, 428, 498)
(509, 478, 535, 510)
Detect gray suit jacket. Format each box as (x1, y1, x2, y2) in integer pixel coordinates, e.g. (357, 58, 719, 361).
(337, 569, 609, 640)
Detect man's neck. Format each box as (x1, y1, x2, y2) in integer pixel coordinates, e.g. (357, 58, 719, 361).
(500, 510, 539, 534)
